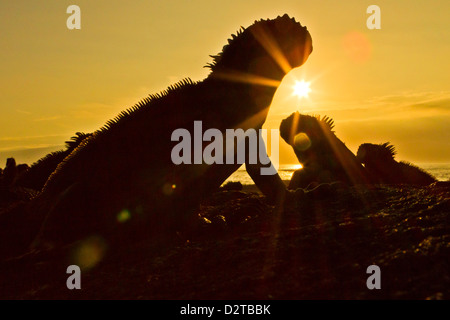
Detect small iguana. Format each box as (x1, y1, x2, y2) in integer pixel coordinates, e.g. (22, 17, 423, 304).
(15, 132, 92, 192)
(357, 142, 436, 185)
(280, 112, 370, 189)
(13, 15, 313, 252)
(279, 112, 436, 188)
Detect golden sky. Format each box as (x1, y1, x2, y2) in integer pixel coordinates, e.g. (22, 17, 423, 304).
(1, 0, 449, 165)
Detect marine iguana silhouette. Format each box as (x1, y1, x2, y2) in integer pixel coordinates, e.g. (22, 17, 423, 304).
(279, 113, 436, 188)
(357, 142, 436, 185)
(16, 15, 313, 251)
(15, 132, 92, 191)
(279, 112, 370, 189)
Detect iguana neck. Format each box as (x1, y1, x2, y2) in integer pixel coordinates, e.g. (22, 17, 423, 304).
(206, 62, 288, 129)
(203, 75, 281, 130)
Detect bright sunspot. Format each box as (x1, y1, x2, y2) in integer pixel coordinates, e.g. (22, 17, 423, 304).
(293, 80, 311, 98)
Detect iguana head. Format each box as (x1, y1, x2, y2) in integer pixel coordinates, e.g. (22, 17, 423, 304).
(280, 112, 334, 144)
(207, 14, 313, 81)
(280, 112, 335, 164)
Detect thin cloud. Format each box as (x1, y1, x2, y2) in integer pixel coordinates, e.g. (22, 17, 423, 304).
(0, 143, 63, 152)
(15, 109, 32, 115)
(0, 134, 66, 142)
(33, 115, 62, 122)
(330, 91, 450, 123)
(366, 91, 450, 108)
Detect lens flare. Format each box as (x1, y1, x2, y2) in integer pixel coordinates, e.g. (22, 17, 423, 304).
(71, 236, 107, 270)
(342, 31, 372, 63)
(162, 182, 177, 196)
(293, 132, 312, 151)
(117, 209, 131, 223)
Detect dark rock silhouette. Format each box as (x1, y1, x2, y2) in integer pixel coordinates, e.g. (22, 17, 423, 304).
(280, 112, 370, 189)
(220, 181, 243, 191)
(0, 158, 30, 189)
(16, 164, 30, 178)
(357, 142, 437, 185)
(0, 158, 37, 256)
(15, 132, 92, 191)
(1, 15, 313, 257)
(0, 158, 18, 187)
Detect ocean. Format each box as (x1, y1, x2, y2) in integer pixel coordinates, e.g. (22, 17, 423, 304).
(1, 147, 449, 185)
(225, 163, 450, 185)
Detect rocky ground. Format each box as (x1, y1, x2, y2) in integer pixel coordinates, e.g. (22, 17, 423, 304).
(0, 182, 449, 300)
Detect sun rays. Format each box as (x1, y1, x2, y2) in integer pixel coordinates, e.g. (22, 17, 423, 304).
(211, 70, 281, 88)
(292, 80, 311, 99)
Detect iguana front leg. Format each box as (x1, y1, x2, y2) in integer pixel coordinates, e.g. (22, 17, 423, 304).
(244, 131, 287, 206)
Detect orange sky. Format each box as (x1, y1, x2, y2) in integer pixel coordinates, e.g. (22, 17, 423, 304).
(1, 0, 449, 166)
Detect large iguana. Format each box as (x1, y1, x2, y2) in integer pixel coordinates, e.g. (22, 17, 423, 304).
(4, 15, 312, 254)
(279, 112, 370, 189)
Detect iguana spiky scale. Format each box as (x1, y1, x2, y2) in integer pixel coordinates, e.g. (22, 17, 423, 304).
(15, 132, 92, 191)
(22, 15, 313, 251)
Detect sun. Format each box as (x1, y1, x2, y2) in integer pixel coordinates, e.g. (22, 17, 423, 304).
(292, 80, 311, 98)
